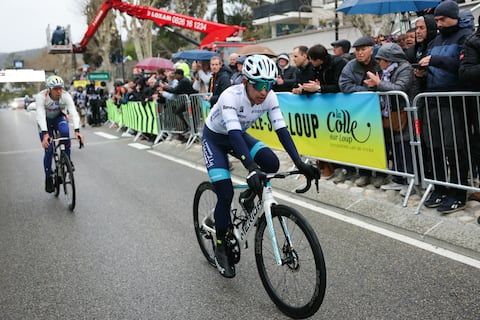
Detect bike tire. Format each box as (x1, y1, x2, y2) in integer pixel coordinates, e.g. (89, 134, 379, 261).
(193, 181, 217, 267)
(54, 165, 60, 197)
(61, 153, 76, 211)
(254, 204, 326, 319)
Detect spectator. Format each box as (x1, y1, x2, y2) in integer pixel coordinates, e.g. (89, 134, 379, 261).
(291, 45, 316, 94)
(459, 15, 480, 202)
(192, 60, 212, 94)
(302, 44, 347, 180)
(51, 26, 66, 45)
(363, 43, 414, 194)
(273, 53, 297, 92)
(416, 0, 474, 213)
(230, 56, 246, 85)
(158, 71, 179, 101)
(154, 68, 168, 87)
(73, 86, 87, 128)
(228, 53, 239, 73)
(159, 69, 198, 133)
(406, 15, 437, 65)
(205, 56, 232, 106)
(397, 33, 407, 49)
(339, 36, 386, 187)
(404, 28, 416, 50)
(331, 39, 354, 61)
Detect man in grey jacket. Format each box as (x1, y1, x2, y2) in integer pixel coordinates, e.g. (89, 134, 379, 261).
(338, 36, 384, 187)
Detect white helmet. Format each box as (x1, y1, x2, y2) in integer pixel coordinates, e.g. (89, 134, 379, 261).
(242, 54, 278, 82)
(46, 75, 64, 89)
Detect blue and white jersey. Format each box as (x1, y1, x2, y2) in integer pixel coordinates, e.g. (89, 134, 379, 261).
(205, 84, 286, 134)
(36, 89, 80, 132)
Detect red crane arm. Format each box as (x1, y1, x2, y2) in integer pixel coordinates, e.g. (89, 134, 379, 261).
(74, 0, 246, 52)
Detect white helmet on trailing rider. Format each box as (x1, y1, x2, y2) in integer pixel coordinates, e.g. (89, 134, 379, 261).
(242, 54, 278, 82)
(46, 75, 64, 89)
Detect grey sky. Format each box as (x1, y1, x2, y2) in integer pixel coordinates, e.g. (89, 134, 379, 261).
(0, 0, 87, 53)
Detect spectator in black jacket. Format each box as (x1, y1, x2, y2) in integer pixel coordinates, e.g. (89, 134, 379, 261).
(291, 45, 316, 94)
(159, 69, 198, 132)
(301, 44, 347, 180)
(459, 15, 480, 202)
(273, 53, 297, 92)
(205, 56, 232, 106)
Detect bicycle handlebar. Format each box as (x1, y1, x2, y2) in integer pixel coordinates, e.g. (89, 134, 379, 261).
(266, 170, 319, 194)
(49, 137, 84, 149)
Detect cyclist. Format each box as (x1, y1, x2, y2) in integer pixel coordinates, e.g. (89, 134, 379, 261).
(36, 75, 84, 193)
(202, 54, 320, 278)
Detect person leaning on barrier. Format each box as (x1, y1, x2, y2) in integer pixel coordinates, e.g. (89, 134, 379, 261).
(339, 36, 387, 188)
(301, 44, 347, 180)
(291, 45, 316, 94)
(159, 69, 198, 133)
(459, 15, 480, 202)
(201, 55, 320, 278)
(364, 43, 415, 195)
(415, 0, 474, 213)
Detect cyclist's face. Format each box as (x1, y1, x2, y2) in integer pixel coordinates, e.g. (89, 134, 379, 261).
(245, 80, 273, 105)
(50, 87, 63, 100)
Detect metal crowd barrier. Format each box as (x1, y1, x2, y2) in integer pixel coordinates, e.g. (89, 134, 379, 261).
(412, 92, 480, 214)
(107, 91, 480, 212)
(186, 93, 209, 148)
(153, 94, 190, 145)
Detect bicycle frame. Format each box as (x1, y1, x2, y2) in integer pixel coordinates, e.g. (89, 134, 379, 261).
(201, 175, 294, 267)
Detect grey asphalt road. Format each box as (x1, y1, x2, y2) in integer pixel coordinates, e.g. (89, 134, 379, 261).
(1, 109, 479, 320)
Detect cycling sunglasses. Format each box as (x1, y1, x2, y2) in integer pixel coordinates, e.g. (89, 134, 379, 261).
(247, 79, 275, 92)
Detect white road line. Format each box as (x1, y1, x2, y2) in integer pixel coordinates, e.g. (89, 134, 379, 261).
(94, 132, 119, 140)
(148, 149, 480, 270)
(128, 143, 151, 150)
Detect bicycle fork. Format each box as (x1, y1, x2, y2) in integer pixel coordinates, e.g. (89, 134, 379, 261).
(263, 181, 294, 266)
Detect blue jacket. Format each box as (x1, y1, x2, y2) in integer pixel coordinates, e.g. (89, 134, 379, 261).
(426, 25, 473, 90)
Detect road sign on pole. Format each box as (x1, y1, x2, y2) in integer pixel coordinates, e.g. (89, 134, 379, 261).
(88, 72, 110, 81)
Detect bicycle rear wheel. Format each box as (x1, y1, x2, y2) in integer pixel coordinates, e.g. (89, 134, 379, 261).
(61, 153, 76, 211)
(193, 181, 217, 267)
(254, 204, 326, 319)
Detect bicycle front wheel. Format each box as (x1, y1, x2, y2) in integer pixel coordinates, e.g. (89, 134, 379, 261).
(61, 153, 76, 211)
(193, 181, 217, 267)
(255, 204, 326, 319)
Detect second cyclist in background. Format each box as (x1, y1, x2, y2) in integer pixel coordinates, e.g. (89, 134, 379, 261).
(201, 54, 320, 278)
(36, 75, 84, 193)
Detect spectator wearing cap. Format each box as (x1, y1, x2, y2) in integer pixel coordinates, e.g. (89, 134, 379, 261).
(273, 53, 297, 92)
(339, 35, 383, 187)
(415, 0, 474, 213)
(364, 43, 414, 193)
(230, 56, 246, 85)
(331, 39, 354, 61)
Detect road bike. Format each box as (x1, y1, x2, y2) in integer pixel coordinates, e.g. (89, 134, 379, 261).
(193, 171, 326, 319)
(50, 132, 83, 211)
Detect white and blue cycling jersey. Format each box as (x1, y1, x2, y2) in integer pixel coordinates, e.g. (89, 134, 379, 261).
(205, 84, 287, 134)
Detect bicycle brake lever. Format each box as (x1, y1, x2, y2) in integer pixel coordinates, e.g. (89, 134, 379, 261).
(295, 177, 311, 194)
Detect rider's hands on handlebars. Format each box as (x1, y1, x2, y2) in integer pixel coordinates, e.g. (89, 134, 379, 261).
(294, 158, 320, 180)
(246, 163, 266, 196)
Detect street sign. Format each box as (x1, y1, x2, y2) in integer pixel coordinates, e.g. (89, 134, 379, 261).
(88, 72, 110, 81)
